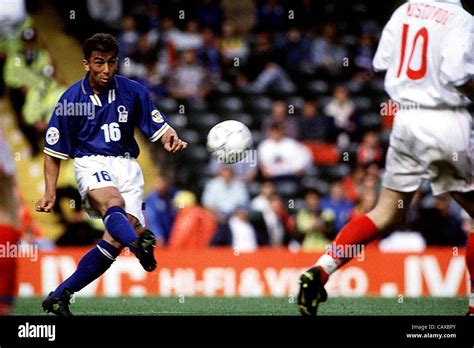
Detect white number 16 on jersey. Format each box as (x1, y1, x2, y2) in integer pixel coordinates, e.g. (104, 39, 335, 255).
(101, 122, 122, 142)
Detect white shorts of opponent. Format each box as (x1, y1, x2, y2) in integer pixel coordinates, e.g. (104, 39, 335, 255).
(74, 155, 145, 226)
(383, 107, 474, 196)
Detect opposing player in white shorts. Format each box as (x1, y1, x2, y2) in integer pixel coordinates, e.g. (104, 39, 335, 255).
(297, 0, 474, 316)
(35, 33, 187, 315)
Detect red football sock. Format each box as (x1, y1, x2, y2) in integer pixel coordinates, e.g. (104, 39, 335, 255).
(466, 233, 474, 313)
(327, 214, 380, 265)
(316, 215, 380, 283)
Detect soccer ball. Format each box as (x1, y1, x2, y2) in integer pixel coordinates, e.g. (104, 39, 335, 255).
(206, 120, 253, 164)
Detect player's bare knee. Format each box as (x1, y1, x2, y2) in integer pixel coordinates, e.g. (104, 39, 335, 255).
(97, 196, 125, 216)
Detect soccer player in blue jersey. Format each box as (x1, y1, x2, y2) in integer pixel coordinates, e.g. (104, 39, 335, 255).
(36, 33, 187, 315)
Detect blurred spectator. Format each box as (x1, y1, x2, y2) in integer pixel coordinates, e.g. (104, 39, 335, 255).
(167, 191, 217, 249)
(238, 32, 292, 92)
(136, 58, 168, 100)
(3, 27, 52, 155)
(210, 205, 258, 252)
(413, 195, 467, 246)
(251, 182, 284, 245)
(55, 210, 103, 246)
(298, 99, 338, 142)
(311, 22, 347, 75)
(121, 33, 157, 79)
(22, 67, 66, 155)
(194, 0, 225, 34)
(86, 0, 122, 33)
(197, 27, 221, 83)
(349, 188, 378, 220)
(268, 194, 295, 245)
(324, 85, 357, 148)
(296, 189, 334, 251)
(144, 177, 178, 244)
(357, 130, 383, 166)
(258, 122, 312, 181)
(168, 48, 212, 101)
(278, 26, 312, 75)
(155, 16, 180, 74)
(117, 15, 139, 58)
(202, 165, 249, 218)
(261, 99, 299, 139)
(320, 181, 354, 231)
(324, 85, 356, 131)
(0, 0, 31, 96)
(219, 20, 249, 66)
(255, 0, 287, 33)
(209, 158, 257, 183)
(168, 19, 203, 51)
(353, 30, 376, 81)
(292, 0, 320, 31)
(341, 165, 366, 203)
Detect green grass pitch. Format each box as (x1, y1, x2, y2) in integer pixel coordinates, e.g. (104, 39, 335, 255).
(13, 297, 467, 316)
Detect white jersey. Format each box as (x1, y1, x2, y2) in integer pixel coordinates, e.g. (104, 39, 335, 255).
(373, 0, 473, 107)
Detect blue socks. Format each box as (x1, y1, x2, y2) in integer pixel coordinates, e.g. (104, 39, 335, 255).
(51, 240, 120, 298)
(103, 206, 137, 252)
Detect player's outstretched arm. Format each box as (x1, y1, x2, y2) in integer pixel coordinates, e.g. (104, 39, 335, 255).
(161, 126, 188, 153)
(35, 154, 61, 213)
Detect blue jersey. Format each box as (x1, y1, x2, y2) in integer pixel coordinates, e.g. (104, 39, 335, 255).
(43, 73, 170, 160)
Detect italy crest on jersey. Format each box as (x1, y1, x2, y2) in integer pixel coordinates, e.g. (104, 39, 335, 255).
(117, 105, 128, 122)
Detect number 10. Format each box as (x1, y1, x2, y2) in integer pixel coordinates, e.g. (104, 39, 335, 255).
(397, 24, 428, 80)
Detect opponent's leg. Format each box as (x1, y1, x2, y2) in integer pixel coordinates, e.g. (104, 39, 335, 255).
(42, 239, 121, 316)
(450, 191, 474, 315)
(298, 188, 415, 316)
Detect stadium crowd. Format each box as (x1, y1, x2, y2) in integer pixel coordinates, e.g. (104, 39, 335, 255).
(1, 0, 472, 251)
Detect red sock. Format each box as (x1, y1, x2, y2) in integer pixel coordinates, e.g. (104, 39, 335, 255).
(466, 233, 474, 313)
(316, 215, 380, 284)
(327, 215, 379, 265)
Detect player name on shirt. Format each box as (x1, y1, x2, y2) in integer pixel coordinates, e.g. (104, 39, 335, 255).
(406, 2, 452, 25)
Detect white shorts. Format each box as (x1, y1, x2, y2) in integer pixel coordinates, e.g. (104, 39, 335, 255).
(74, 155, 145, 226)
(383, 107, 473, 196)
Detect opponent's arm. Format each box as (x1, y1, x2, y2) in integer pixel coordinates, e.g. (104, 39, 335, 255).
(36, 154, 61, 213)
(161, 126, 188, 153)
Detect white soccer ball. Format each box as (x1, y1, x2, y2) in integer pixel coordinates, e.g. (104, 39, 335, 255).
(206, 120, 253, 164)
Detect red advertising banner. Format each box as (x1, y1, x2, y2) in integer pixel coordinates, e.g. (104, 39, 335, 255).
(17, 246, 468, 297)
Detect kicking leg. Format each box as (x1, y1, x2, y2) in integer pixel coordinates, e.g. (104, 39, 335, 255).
(298, 188, 415, 316)
(450, 191, 474, 315)
(88, 187, 156, 272)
